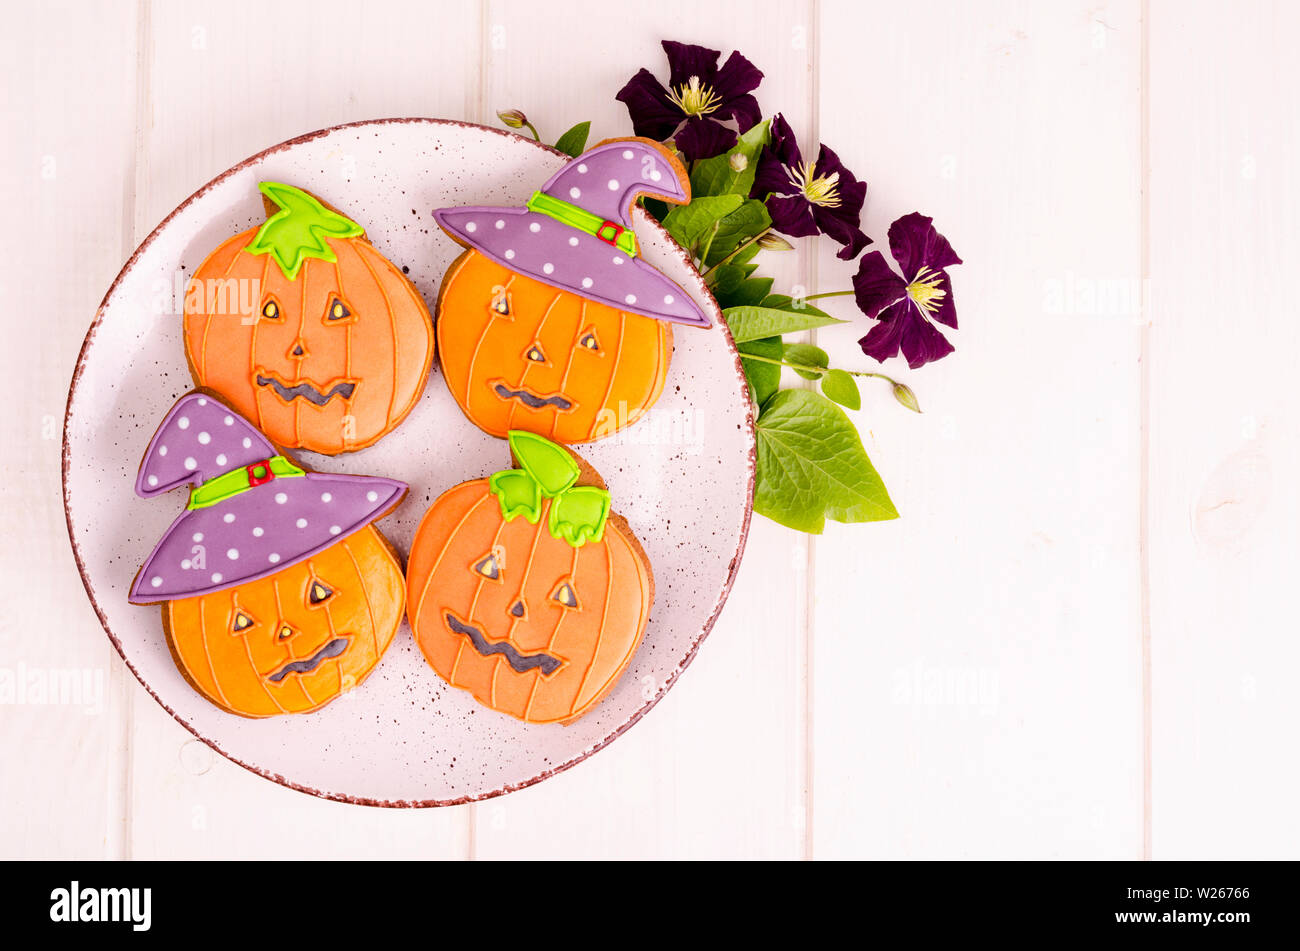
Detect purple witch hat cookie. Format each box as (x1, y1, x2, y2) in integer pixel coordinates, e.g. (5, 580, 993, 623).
(128, 392, 408, 718)
(434, 137, 709, 328)
(433, 137, 712, 444)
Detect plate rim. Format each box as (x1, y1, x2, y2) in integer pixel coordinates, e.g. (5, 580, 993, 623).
(61, 116, 756, 807)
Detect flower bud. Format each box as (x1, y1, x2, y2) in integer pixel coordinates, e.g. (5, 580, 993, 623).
(729, 152, 748, 172)
(497, 109, 528, 129)
(756, 232, 795, 251)
(892, 382, 921, 413)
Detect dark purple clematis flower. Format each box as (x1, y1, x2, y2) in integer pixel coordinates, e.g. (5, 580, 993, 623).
(750, 114, 870, 261)
(615, 40, 763, 162)
(855, 213, 962, 368)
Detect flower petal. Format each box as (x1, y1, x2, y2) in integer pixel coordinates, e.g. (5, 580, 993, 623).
(852, 252, 907, 318)
(764, 193, 820, 239)
(673, 115, 737, 162)
(713, 49, 764, 101)
(858, 305, 907, 363)
(663, 40, 721, 88)
(764, 113, 803, 168)
(929, 272, 958, 329)
(898, 308, 956, 368)
(888, 212, 962, 280)
(720, 92, 763, 133)
(614, 68, 685, 140)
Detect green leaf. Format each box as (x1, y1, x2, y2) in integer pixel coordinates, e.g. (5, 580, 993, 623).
(661, 194, 744, 251)
(724, 305, 845, 343)
(704, 199, 771, 267)
(759, 293, 831, 318)
(553, 121, 591, 158)
(732, 242, 762, 270)
(690, 120, 771, 197)
(754, 389, 898, 533)
(708, 264, 747, 301)
(737, 336, 782, 407)
(821, 369, 861, 410)
(714, 274, 774, 310)
(781, 343, 829, 380)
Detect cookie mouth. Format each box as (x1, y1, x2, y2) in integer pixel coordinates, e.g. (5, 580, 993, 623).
(445, 613, 563, 675)
(490, 381, 573, 412)
(256, 371, 357, 406)
(267, 637, 350, 683)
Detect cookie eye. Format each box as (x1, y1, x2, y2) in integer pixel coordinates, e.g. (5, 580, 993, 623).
(525, 343, 547, 363)
(490, 291, 510, 317)
(325, 298, 352, 321)
(578, 330, 601, 352)
(472, 548, 503, 581)
(232, 611, 255, 633)
(308, 581, 334, 605)
(261, 298, 282, 321)
(551, 581, 580, 610)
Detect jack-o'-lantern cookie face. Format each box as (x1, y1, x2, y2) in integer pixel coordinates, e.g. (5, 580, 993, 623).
(433, 138, 710, 444)
(129, 391, 407, 717)
(183, 183, 434, 455)
(406, 431, 653, 723)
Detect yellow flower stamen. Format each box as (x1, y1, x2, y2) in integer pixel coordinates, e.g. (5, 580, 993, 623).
(668, 75, 722, 116)
(784, 161, 842, 208)
(906, 266, 947, 314)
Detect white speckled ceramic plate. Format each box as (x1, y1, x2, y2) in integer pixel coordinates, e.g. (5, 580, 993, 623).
(63, 119, 754, 806)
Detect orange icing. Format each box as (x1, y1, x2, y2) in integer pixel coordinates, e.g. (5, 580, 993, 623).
(406, 479, 653, 724)
(164, 525, 404, 717)
(436, 251, 672, 443)
(183, 217, 434, 455)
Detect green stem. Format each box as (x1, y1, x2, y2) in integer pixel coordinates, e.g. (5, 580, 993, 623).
(523, 121, 541, 142)
(702, 227, 773, 282)
(737, 351, 903, 384)
(801, 290, 855, 301)
(696, 222, 720, 268)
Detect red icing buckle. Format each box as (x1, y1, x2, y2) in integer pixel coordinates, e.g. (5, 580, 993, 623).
(246, 460, 275, 487)
(595, 221, 624, 246)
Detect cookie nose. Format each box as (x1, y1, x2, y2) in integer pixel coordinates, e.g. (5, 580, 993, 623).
(277, 623, 296, 641)
(508, 599, 526, 620)
(287, 339, 308, 359)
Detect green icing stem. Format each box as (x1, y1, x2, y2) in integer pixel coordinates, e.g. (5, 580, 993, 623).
(187, 455, 304, 510)
(488, 432, 611, 547)
(245, 182, 364, 281)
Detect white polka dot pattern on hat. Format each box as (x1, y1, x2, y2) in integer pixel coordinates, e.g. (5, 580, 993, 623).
(529, 222, 541, 233)
(177, 417, 189, 430)
(466, 221, 477, 232)
(133, 393, 410, 601)
(569, 187, 581, 199)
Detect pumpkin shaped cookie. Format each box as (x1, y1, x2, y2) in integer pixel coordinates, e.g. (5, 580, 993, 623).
(129, 391, 407, 717)
(184, 182, 435, 454)
(406, 431, 653, 723)
(432, 138, 709, 444)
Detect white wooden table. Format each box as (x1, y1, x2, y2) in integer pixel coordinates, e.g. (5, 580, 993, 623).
(2, 0, 1295, 860)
